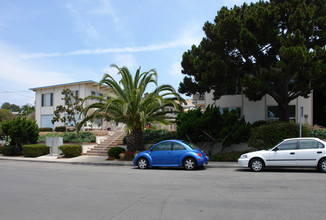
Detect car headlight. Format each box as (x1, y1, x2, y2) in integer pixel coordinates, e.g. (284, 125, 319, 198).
(240, 154, 248, 159)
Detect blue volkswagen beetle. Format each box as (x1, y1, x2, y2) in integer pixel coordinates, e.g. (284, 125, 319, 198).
(133, 140, 209, 170)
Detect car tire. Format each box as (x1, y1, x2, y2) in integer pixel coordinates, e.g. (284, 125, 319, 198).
(318, 158, 326, 173)
(183, 157, 197, 170)
(137, 157, 149, 169)
(249, 158, 264, 172)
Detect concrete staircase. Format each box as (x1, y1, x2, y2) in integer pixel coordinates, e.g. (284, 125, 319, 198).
(84, 130, 125, 156)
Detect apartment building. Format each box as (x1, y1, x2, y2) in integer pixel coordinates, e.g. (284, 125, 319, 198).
(30, 80, 112, 129)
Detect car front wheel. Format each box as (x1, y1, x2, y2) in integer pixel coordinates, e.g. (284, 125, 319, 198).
(183, 157, 197, 170)
(137, 157, 149, 169)
(250, 158, 264, 172)
(318, 158, 326, 173)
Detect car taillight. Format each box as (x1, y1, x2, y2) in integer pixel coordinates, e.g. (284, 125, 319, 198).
(197, 153, 202, 157)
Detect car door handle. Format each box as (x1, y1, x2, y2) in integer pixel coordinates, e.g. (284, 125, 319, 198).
(317, 151, 322, 154)
(290, 152, 295, 155)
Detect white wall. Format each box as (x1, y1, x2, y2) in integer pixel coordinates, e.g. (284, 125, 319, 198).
(205, 92, 313, 125)
(33, 82, 112, 129)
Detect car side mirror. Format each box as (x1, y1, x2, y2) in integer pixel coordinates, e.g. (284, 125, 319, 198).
(273, 147, 278, 151)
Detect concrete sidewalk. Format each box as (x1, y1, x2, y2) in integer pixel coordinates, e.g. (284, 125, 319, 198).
(0, 154, 239, 168)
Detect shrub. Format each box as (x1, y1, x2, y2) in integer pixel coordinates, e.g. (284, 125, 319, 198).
(176, 106, 250, 148)
(22, 144, 49, 157)
(122, 151, 135, 161)
(251, 120, 268, 128)
(123, 129, 175, 145)
(2, 145, 16, 156)
(39, 127, 53, 132)
(210, 152, 247, 162)
(248, 122, 309, 150)
(309, 129, 326, 138)
(54, 126, 66, 132)
(143, 129, 175, 144)
(38, 132, 59, 142)
(38, 132, 95, 143)
(0, 117, 39, 155)
(59, 145, 82, 157)
(107, 147, 126, 159)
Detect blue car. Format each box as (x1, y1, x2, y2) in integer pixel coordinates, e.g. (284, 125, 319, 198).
(133, 140, 209, 170)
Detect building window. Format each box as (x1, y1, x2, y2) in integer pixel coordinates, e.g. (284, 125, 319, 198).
(267, 105, 295, 119)
(41, 93, 53, 107)
(41, 114, 54, 128)
(199, 93, 205, 100)
(91, 91, 103, 100)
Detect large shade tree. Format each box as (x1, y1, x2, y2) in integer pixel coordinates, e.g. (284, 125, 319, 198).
(77, 65, 186, 151)
(179, 0, 326, 122)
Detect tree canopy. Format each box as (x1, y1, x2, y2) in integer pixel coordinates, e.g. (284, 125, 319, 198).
(1, 102, 21, 112)
(179, 0, 326, 121)
(78, 64, 186, 151)
(52, 88, 83, 129)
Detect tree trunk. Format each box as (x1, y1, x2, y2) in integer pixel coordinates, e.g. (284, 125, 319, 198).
(15, 143, 22, 156)
(278, 103, 290, 122)
(127, 127, 144, 152)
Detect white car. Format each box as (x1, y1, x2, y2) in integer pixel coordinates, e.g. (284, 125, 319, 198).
(238, 137, 326, 172)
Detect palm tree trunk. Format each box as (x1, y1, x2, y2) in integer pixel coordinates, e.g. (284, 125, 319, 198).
(127, 127, 144, 152)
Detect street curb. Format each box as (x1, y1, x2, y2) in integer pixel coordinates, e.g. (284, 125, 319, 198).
(0, 157, 239, 168)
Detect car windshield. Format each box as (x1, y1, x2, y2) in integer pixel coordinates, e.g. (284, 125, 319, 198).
(182, 141, 200, 150)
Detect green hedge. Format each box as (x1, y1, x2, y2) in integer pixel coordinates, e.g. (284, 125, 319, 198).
(59, 145, 82, 158)
(309, 129, 326, 138)
(39, 127, 53, 132)
(210, 152, 247, 162)
(107, 147, 126, 159)
(248, 122, 309, 150)
(38, 132, 96, 143)
(54, 126, 67, 132)
(2, 145, 16, 156)
(22, 144, 49, 157)
(123, 129, 175, 144)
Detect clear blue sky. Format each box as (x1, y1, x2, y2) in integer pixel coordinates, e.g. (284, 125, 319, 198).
(0, 0, 258, 106)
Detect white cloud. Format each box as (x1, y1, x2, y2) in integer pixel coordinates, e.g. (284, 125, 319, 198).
(113, 54, 138, 70)
(168, 62, 183, 78)
(101, 54, 138, 82)
(65, 3, 99, 41)
(0, 43, 75, 96)
(20, 41, 188, 59)
(89, 0, 121, 30)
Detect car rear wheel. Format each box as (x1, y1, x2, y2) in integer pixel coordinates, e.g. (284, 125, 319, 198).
(318, 158, 326, 173)
(250, 158, 264, 172)
(137, 157, 149, 169)
(183, 157, 197, 170)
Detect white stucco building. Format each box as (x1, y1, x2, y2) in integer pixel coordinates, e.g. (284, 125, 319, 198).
(192, 92, 313, 125)
(30, 80, 112, 129)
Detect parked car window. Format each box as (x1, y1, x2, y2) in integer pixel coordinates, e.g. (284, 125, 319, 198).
(300, 140, 319, 149)
(151, 142, 172, 151)
(276, 140, 297, 151)
(318, 142, 325, 149)
(173, 143, 186, 151)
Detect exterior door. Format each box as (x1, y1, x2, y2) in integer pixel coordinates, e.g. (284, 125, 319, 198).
(297, 139, 325, 166)
(149, 142, 173, 165)
(268, 140, 298, 166)
(171, 142, 187, 165)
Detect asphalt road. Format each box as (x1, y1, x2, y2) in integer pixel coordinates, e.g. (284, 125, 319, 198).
(0, 161, 325, 220)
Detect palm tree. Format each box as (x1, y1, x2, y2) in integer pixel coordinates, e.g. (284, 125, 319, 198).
(77, 64, 186, 151)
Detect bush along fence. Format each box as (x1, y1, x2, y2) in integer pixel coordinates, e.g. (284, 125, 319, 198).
(59, 145, 82, 158)
(22, 144, 49, 157)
